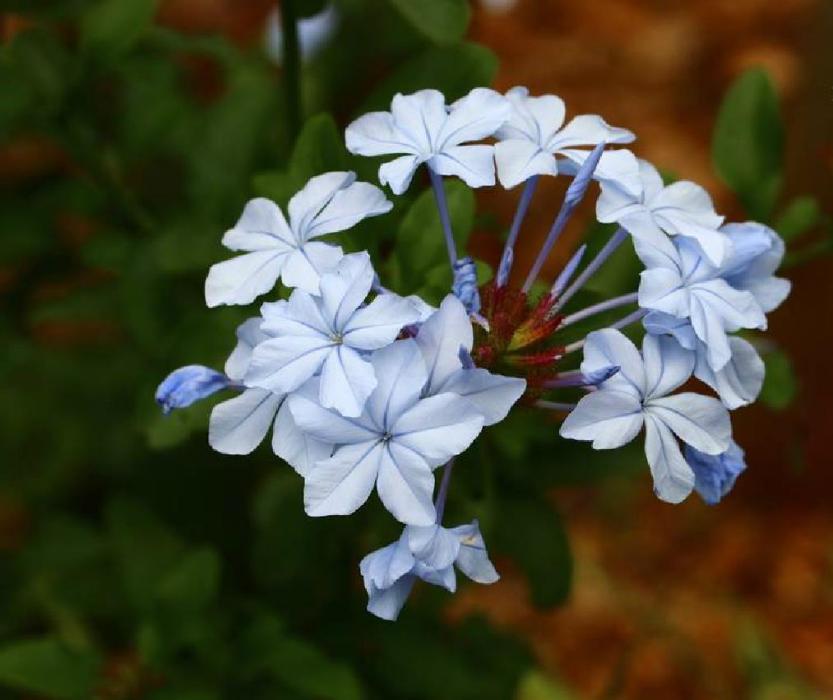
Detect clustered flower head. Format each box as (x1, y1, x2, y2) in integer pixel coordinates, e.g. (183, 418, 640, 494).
(157, 85, 790, 620)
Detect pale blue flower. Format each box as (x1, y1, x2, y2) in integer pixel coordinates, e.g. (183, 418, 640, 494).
(597, 159, 729, 265)
(345, 88, 511, 194)
(156, 365, 230, 415)
(414, 295, 526, 425)
(205, 172, 391, 305)
(359, 519, 498, 621)
(685, 440, 747, 505)
(245, 252, 420, 417)
(635, 228, 766, 371)
(288, 339, 486, 525)
(494, 86, 639, 191)
(560, 329, 731, 504)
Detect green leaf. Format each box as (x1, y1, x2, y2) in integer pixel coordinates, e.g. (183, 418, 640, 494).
(0, 637, 99, 699)
(386, 0, 470, 45)
(712, 68, 784, 220)
(157, 547, 221, 612)
(493, 499, 572, 608)
(361, 42, 498, 112)
(760, 350, 797, 410)
(395, 180, 475, 292)
(516, 670, 577, 700)
(775, 196, 821, 242)
(81, 0, 158, 57)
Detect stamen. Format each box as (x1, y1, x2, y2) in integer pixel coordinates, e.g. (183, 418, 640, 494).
(497, 175, 540, 287)
(522, 142, 605, 293)
(428, 168, 457, 267)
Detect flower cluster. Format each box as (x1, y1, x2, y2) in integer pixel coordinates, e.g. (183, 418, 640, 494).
(157, 86, 789, 620)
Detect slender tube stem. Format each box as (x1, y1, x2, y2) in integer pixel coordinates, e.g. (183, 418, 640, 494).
(281, 0, 302, 141)
(610, 308, 647, 331)
(429, 168, 457, 267)
(535, 400, 577, 411)
(434, 459, 455, 523)
(552, 227, 628, 313)
(497, 175, 539, 287)
(560, 292, 639, 329)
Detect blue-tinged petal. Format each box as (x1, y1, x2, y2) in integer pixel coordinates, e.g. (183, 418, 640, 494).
(439, 368, 526, 426)
(261, 291, 331, 338)
(319, 346, 377, 418)
(722, 223, 791, 313)
(742, 276, 791, 315)
(439, 87, 510, 149)
(304, 440, 383, 517)
(287, 171, 354, 238)
(246, 335, 333, 393)
(638, 268, 688, 317)
(376, 442, 436, 526)
(205, 250, 287, 307)
(365, 340, 427, 431)
(449, 521, 500, 584)
(581, 329, 646, 399)
(415, 295, 473, 395)
(279, 242, 344, 294)
(318, 252, 374, 331)
(559, 389, 644, 449)
(643, 412, 695, 504)
(360, 535, 415, 591)
(656, 212, 728, 266)
(596, 180, 643, 225)
(413, 562, 456, 592)
(366, 575, 416, 621)
(494, 138, 557, 189)
(221, 198, 295, 250)
(306, 181, 392, 240)
(645, 393, 731, 456)
(156, 365, 230, 414)
(345, 111, 419, 157)
(430, 145, 498, 189)
(693, 336, 764, 410)
(272, 396, 332, 477)
(208, 388, 282, 455)
(287, 390, 377, 444)
(719, 222, 773, 277)
(407, 524, 461, 570)
(343, 294, 421, 350)
(650, 180, 723, 230)
(392, 393, 484, 468)
(379, 154, 424, 195)
(557, 148, 641, 196)
(685, 440, 747, 505)
(642, 334, 695, 400)
(642, 311, 698, 350)
(225, 317, 270, 381)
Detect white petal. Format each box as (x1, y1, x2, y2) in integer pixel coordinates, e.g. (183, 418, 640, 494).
(306, 181, 392, 240)
(272, 397, 332, 477)
(559, 389, 644, 449)
(319, 346, 377, 418)
(225, 317, 270, 380)
(261, 291, 331, 338)
(496, 87, 565, 145)
(693, 336, 764, 410)
(549, 114, 635, 150)
(439, 88, 510, 148)
(208, 388, 283, 455)
(376, 442, 436, 526)
(304, 441, 383, 517)
(558, 148, 641, 195)
(205, 250, 287, 308)
(222, 198, 295, 250)
(365, 340, 428, 430)
(288, 171, 354, 238)
(280, 243, 344, 295)
(287, 390, 377, 444)
(581, 329, 646, 399)
(651, 181, 723, 229)
(642, 334, 695, 400)
(430, 145, 497, 188)
(393, 393, 485, 467)
(658, 212, 729, 266)
(415, 295, 473, 395)
(390, 89, 446, 154)
(646, 393, 731, 455)
(343, 294, 421, 350)
(439, 369, 526, 426)
(596, 180, 642, 225)
(319, 251, 375, 331)
(449, 521, 499, 584)
(345, 112, 419, 157)
(643, 413, 695, 504)
(379, 154, 424, 195)
(494, 139, 558, 189)
(638, 268, 688, 317)
(246, 336, 333, 393)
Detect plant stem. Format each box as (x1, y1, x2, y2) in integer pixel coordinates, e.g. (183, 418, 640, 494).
(281, 0, 302, 142)
(497, 175, 539, 287)
(434, 459, 455, 523)
(560, 291, 639, 328)
(429, 168, 458, 267)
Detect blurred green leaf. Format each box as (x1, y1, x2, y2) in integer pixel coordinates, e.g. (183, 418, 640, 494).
(516, 670, 577, 700)
(385, 0, 470, 45)
(81, 0, 158, 57)
(361, 42, 498, 111)
(0, 637, 99, 699)
(157, 547, 221, 612)
(760, 350, 797, 411)
(775, 196, 821, 243)
(493, 499, 572, 608)
(712, 68, 784, 220)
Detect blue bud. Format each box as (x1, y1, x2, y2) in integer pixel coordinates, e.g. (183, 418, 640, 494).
(452, 256, 481, 315)
(583, 364, 620, 385)
(685, 440, 747, 505)
(155, 365, 230, 415)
